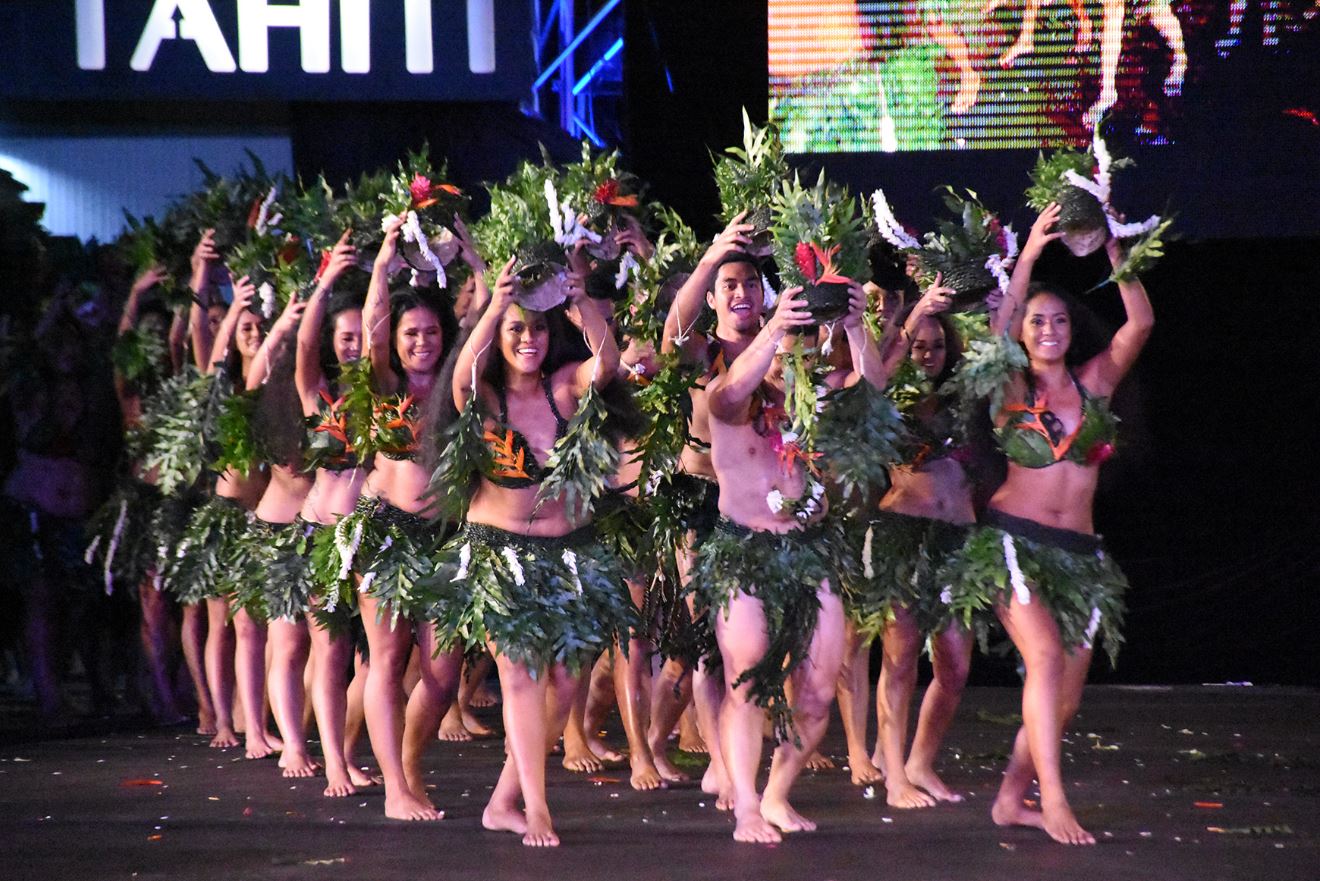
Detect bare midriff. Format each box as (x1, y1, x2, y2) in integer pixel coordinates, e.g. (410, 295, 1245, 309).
(300, 467, 367, 525)
(987, 460, 1099, 534)
(254, 463, 314, 524)
(879, 457, 975, 525)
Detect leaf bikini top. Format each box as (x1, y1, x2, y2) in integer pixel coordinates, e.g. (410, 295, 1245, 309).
(482, 376, 569, 488)
(372, 394, 422, 462)
(304, 390, 359, 472)
(996, 372, 1118, 469)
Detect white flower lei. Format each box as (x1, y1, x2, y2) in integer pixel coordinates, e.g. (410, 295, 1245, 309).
(1001, 533, 1031, 605)
(1062, 128, 1162, 240)
(545, 178, 601, 248)
(254, 186, 279, 236)
(765, 476, 826, 522)
(871, 189, 920, 250)
(258, 282, 276, 320)
(615, 251, 640, 289)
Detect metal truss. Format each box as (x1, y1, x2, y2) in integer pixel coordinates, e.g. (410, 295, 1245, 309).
(525, 0, 624, 146)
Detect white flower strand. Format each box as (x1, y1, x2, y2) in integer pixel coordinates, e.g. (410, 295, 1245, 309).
(761, 274, 778, 310)
(562, 549, 583, 594)
(255, 186, 279, 236)
(545, 179, 601, 248)
(871, 189, 920, 250)
(357, 571, 375, 595)
(861, 525, 875, 580)
(1082, 607, 1103, 649)
(1002, 533, 1031, 605)
(84, 535, 101, 565)
(615, 251, 640, 289)
(502, 547, 526, 586)
(454, 543, 472, 581)
(258, 282, 276, 320)
(103, 499, 129, 595)
(940, 586, 953, 605)
(336, 518, 363, 581)
(985, 253, 1012, 294)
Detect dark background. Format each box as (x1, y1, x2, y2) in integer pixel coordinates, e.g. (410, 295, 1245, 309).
(4, 1, 1318, 686)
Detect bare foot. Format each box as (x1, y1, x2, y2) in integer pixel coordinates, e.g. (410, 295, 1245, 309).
(281, 752, 320, 778)
(1000, 36, 1033, 69)
(209, 727, 240, 749)
(322, 772, 358, 798)
(761, 797, 817, 833)
(716, 790, 735, 812)
(196, 710, 218, 737)
(804, 751, 835, 771)
(385, 790, 443, 821)
(951, 69, 982, 114)
(1041, 795, 1096, 845)
(678, 713, 706, 753)
(348, 768, 381, 788)
(438, 713, 474, 742)
(991, 793, 1046, 831)
(848, 754, 884, 786)
(470, 684, 500, 708)
(482, 801, 527, 835)
(563, 744, 604, 773)
(630, 759, 666, 791)
(245, 736, 279, 760)
(870, 747, 888, 779)
(906, 763, 963, 803)
(887, 780, 938, 809)
(653, 749, 690, 784)
(733, 806, 782, 844)
(461, 709, 493, 737)
(522, 808, 559, 847)
(586, 734, 625, 764)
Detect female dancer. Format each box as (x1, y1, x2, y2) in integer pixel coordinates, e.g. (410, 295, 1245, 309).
(294, 231, 376, 796)
(433, 256, 633, 847)
(840, 278, 976, 806)
(333, 218, 465, 821)
(231, 287, 315, 775)
(944, 203, 1152, 844)
(178, 229, 273, 753)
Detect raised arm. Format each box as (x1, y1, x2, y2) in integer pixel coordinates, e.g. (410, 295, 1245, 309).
(363, 218, 404, 395)
(296, 230, 355, 409)
(452, 216, 490, 334)
(246, 291, 306, 391)
(118, 265, 166, 336)
(187, 229, 223, 372)
(840, 280, 892, 390)
(992, 204, 1063, 339)
(453, 257, 515, 410)
(168, 306, 188, 374)
(563, 272, 621, 396)
(660, 213, 753, 361)
(207, 277, 255, 374)
(882, 277, 955, 377)
(706, 286, 812, 422)
(1081, 237, 1155, 395)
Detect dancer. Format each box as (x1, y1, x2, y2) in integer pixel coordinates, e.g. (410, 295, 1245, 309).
(1085, 0, 1188, 126)
(995, 0, 1094, 67)
(294, 231, 377, 796)
(693, 280, 882, 843)
(428, 254, 634, 847)
(840, 278, 976, 806)
(943, 203, 1152, 844)
(331, 217, 464, 821)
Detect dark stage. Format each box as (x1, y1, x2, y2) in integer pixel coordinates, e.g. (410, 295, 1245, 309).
(2, 686, 1316, 881)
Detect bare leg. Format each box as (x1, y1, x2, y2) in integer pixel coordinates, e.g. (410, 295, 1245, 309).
(342, 653, 376, 787)
(306, 610, 356, 796)
(678, 545, 730, 803)
(647, 657, 693, 782)
(836, 621, 882, 785)
(582, 649, 626, 763)
(139, 576, 184, 723)
(615, 582, 665, 789)
(990, 594, 1096, 845)
(714, 592, 781, 844)
(1149, 2, 1188, 95)
(904, 625, 972, 802)
(1085, 0, 1124, 127)
(203, 597, 238, 747)
(928, 18, 981, 113)
(231, 607, 275, 758)
(879, 608, 936, 808)
(466, 652, 499, 706)
(267, 616, 316, 776)
(439, 657, 494, 740)
(677, 703, 705, 752)
(181, 602, 215, 734)
(403, 623, 462, 807)
(358, 594, 440, 821)
(561, 653, 609, 771)
(22, 572, 66, 722)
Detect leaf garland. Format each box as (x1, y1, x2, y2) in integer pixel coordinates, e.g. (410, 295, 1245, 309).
(426, 393, 494, 525)
(536, 383, 620, 520)
(140, 368, 211, 495)
(210, 387, 266, 477)
(631, 352, 699, 486)
(816, 379, 906, 503)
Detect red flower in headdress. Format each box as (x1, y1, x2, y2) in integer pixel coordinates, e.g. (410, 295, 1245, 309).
(593, 179, 639, 208)
(314, 249, 333, 282)
(246, 197, 263, 229)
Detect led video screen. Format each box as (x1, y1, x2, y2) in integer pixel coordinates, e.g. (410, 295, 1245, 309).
(769, 0, 1320, 151)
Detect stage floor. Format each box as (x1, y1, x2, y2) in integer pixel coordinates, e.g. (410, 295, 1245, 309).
(1, 686, 1315, 881)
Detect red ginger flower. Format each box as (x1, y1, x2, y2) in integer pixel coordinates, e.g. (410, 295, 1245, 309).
(794, 242, 818, 283)
(593, 178, 639, 208)
(314, 249, 333, 281)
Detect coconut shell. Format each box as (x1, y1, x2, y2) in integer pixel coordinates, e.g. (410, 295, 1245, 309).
(1057, 187, 1109, 256)
(801, 281, 852, 323)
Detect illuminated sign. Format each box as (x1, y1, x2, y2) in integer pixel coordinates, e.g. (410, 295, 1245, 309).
(1, 1, 531, 101)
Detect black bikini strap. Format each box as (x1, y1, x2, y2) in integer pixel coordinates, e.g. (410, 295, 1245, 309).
(541, 375, 569, 437)
(495, 382, 510, 423)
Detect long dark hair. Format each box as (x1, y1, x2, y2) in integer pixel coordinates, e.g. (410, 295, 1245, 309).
(386, 282, 461, 473)
(479, 302, 582, 392)
(896, 302, 963, 385)
(319, 287, 366, 390)
(1023, 282, 1109, 368)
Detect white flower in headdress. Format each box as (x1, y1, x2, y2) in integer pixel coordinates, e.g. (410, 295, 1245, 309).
(766, 489, 785, 514)
(562, 549, 583, 594)
(545, 178, 602, 248)
(324, 586, 338, 614)
(1063, 127, 1163, 241)
(453, 543, 472, 581)
(615, 251, 640, 289)
(1082, 606, 1103, 649)
(985, 253, 1012, 294)
(1002, 225, 1019, 262)
(761, 274, 778, 310)
(871, 189, 920, 250)
(400, 210, 446, 287)
(381, 211, 403, 233)
(644, 469, 663, 496)
(255, 186, 279, 236)
(861, 525, 875, 579)
(258, 282, 276, 319)
(1002, 533, 1031, 605)
(502, 547, 526, 586)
